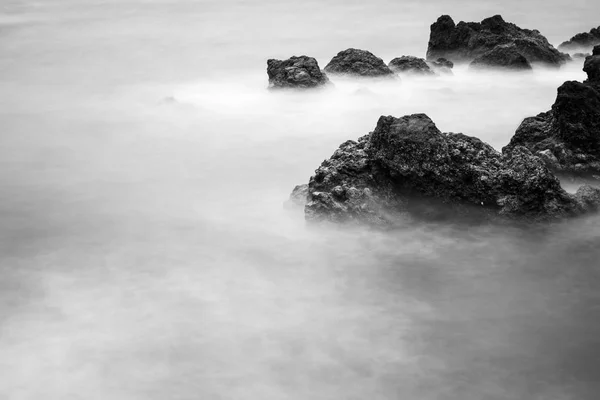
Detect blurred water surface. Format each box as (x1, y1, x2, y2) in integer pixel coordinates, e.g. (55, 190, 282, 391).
(1, 1, 600, 399)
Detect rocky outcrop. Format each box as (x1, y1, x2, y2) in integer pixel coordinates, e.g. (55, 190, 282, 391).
(295, 114, 600, 226)
(469, 44, 532, 70)
(267, 56, 330, 89)
(388, 56, 434, 75)
(504, 48, 600, 178)
(558, 26, 600, 52)
(426, 15, 570, 66)
(324, 49, 394, 77)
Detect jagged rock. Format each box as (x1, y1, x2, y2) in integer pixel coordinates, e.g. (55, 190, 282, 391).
(469, 44, 532, 70)
(388, 56, 434, 75)
(426, 14, 570, 65)
(267, 56, 329, 89)
(324, 48, 394, 77)
(558, 26, 600, 52)
(295, 114, 600, 226)
(504, 53, 600, 178)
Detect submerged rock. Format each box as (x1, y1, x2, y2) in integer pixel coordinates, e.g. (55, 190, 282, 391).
(469, 44, 532, 70)
(324, 48, 394, 77)
(504, 50, 600, 178)
(558, 26, 600, 53)
(426, 14, 570, 65)
(428, 57, 454, 75)
(573, 52, 592, 59)
(388, 56, 434, 75)
(284, 184, 309, 209)
(267, 56, 330, 89)
(294, 114, 600, 226)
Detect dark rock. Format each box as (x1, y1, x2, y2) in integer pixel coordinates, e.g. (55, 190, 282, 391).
(594, 45, 600, 56)
(558, 26, 600, 52)
(295, 113, 599, 226)
(324, 48, 394, 77)
(267, 56, 329, 89)
(504, 55, 600, 178)
(469, 44, 532, 70)
(426, 14, 570, 65)
(388, 56, 434, 75)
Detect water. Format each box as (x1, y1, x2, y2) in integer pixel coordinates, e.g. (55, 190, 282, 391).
(1, 1, 600, 399)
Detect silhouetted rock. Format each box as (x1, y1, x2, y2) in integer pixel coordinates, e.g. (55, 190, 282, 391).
(469, 44, 532, 70)
(324, 49, 394, 77)
(267, 56, 329, 89)
(388, 56, 434, 75)
(426, 15, 570, 65)
(505, 54, 600, 178)
(293, 114, 599, 226)
(558, 26, 600, 52)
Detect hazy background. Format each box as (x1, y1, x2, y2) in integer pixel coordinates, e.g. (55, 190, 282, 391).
(1, 1, 600, 399)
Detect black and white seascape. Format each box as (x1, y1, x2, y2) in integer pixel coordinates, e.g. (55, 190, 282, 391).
(2, 1, 600, 399)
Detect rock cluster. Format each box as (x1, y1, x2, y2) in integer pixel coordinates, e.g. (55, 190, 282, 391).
(388, 56, 434, 75)
(324, 48, 395, 77)
(558, 26, 600, 52)
(469, 44, 532, 70)
(267, 56, 330, 89)
(426, 14, 570, 65)
(292, 114, 600, 225)
(504, 45, 600, 178)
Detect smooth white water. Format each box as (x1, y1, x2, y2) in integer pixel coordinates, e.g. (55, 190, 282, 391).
(1, 1, 600, 399)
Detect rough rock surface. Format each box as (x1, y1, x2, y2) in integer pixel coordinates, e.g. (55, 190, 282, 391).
(469, 44, 532, 70)
(388, 56, 434, 75)
(296, 114, 600, 225)
(504, 50, 600, 178)
(426, 14, 570, 65)
(324, 49, 394, 77)
(558, 26, 600, 52)
(267, 56, 329, 89)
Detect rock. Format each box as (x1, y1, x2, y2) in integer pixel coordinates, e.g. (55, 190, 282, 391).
(428, 57, 454, 75)
(388, 56, 434, 75)
(267, 56, 330, 89)
(558, 26, 600, 53)
(324, 48, 394, 77)
(284, 184, 309, 209)
(504, 54, 600, 178)
(294, 113, 599, 226)
(573, 52, 591, 59)
(469, 44, 532, 70)
(426, 14, 570, 65)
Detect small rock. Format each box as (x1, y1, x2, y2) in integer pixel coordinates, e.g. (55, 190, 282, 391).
(324, 48, 395, 77)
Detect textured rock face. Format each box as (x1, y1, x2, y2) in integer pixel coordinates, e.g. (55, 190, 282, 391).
(324, 49, 394, 77)
(504, 53, 600, 177)
(428, 57, 454, 74)
(299, 114, 600, 225)
(267, 56, 329, 89)
(388, 56, 434, 75)
(470, 44, 532, 70)
(558, 26, 600, 52)
(426, 14, 570, 65)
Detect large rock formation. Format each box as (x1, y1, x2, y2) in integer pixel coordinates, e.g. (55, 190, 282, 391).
(469, 44, 532, 70)
(558, 26, 600, 53)
(426, 15, 570, 66)
(267, 56, 330, 89)
(324, 49, 395, 77)
(388, 56, 434, 75)
(504, 46, 600, 178)
(294, 114, 600, 226)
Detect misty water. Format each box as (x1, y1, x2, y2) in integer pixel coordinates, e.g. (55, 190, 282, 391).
(2, 1, 600, 399)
